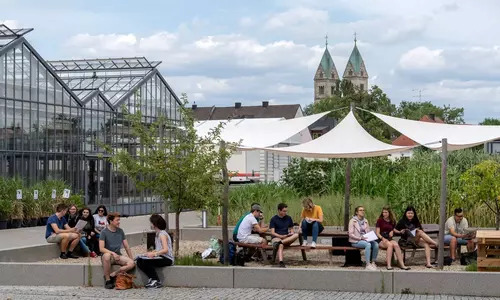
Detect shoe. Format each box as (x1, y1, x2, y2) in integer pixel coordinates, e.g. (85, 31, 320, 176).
(66, 252, 79, 259)
(302, 241, 308, 247)
(146, 279, 162, 289)
(90, 251, 97, 258)
(401, 266, 411, 270)
(311, 242, 317, 248)
(371, 262, 377, 269)
(365, 264, 373, 270)
(386, 266, 393, 270)
(60, 253, 68, 259)
(279, 261, 286, 268)
(105, 280, 115, 289)
(147, 278, 153, 285)
(153, 281, 163, 288)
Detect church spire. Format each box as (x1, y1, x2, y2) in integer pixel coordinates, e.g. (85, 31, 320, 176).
(342, 34, 368, 92)
(314, 36, 339, 102)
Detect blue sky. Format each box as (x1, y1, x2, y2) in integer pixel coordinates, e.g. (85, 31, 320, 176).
(2, 0, 500, 123)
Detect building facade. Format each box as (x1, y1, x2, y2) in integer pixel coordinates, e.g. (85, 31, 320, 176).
(0, 25, 182, 215)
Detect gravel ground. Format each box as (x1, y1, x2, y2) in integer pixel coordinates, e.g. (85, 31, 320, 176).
(0, 286, 498, 300)
(37, 240, 467, 271)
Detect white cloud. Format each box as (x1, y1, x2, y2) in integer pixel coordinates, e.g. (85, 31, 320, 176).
(239, 17, 254, 27)
(399, 46, 445, 70)
(140, 32, 178, 51)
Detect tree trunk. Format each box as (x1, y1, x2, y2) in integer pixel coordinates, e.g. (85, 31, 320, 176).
(175, 211, 180, 257)
(496, 213, 500, 231)
(220, 141, 230, 266)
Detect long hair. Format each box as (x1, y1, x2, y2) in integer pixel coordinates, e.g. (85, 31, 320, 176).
(401, 205, 422, 228)
(94, 205, 108, 216)
(302, 197, 314, 210)
(79, 207, 92, 221)
(378, 205, 396, 225)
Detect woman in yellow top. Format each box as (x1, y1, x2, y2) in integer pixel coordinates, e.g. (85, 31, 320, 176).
(300, 197, 324, 248)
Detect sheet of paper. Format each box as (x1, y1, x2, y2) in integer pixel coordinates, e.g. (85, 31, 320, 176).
(362, 231, 378, 242)
(75, 220, 87, 231)
(410, 229, 417, 236)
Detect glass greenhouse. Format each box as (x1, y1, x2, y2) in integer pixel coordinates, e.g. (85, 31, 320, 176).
(0, 25, 182, 215)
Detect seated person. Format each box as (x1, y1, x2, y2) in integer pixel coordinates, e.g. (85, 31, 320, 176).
(45, 203, 80, 259)
(99, 212, 135, 289)
(65, 205, 79, 228)
(396, 206, 438, 268)
(80, 207, 98, 257)
(270, 203, 299, 268)
(375, 206, 410, 270)
(232, 202, 261, 242)
(349, 206, 378, 270)
(236, 204, 267, 245)
(444, 208, 475, 261)
(93, 205, 108, 237)
(300, 197, 324, 248)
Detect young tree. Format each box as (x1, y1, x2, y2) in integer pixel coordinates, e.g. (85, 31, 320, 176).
(460, 160, 500, 230)
(110, 94, 233, 256)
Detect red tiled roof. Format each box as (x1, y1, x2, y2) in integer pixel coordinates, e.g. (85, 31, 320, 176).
(392, 115, 445, 146)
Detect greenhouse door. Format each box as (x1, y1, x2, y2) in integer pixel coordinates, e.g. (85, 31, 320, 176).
(86, 157, 111, 206)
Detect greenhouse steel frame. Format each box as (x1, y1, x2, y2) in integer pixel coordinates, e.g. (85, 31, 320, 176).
(0, 25, 183, 215)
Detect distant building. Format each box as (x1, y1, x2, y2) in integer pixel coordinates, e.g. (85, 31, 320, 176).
(192, 102, 311, 182)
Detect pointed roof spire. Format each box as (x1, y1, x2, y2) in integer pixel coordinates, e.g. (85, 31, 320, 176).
(325, 34, 328, 47)
(354, 32, 357, 45)
(345, 35, 365, 74)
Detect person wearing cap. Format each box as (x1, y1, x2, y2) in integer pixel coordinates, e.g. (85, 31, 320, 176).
(232, 202, 265, 242)
(236, 204, 268, 245)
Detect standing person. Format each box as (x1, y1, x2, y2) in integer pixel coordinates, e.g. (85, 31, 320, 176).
(375, 206, 410, 270)
(99, 212, 135, 289)
(65, 205, 79, 228)
(444, 208, 476, 261)
(136, 214, 174, 288)
(236, 204, 267, 245)
(396, 206, 438, 268)
(93, 205, 108, 237)
(300, 197, 324, 248)
(80, 207, 98, 257)
(349, 206, 379, 270)
(45, 203, 80, 259)
(270, 203, 299, 268)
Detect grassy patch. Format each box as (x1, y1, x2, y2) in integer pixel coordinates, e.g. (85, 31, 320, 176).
(176, 255, 221, 266)
(465, 262, 477, 272)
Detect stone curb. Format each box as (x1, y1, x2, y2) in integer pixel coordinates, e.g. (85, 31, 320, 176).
(1, 263, 499, 297)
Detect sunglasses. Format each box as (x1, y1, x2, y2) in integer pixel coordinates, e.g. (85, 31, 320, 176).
(98, 210, 104, 212)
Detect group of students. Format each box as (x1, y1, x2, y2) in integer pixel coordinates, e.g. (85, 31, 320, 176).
(45, 203, 174, 289)
(234, 197, 476, 270)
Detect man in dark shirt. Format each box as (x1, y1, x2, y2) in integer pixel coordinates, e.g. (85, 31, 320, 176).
(45, 203, 80, 259)
(99, 212, 135, 289)
(270, 203, 299, 268)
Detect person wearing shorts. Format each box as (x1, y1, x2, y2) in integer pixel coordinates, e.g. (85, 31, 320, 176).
(444, 208, 475, 261)
(236, 204, 267, 245)
(270, 203, 298, 268)
(99, 212, 135, 289)
(45, 203, 80, 259)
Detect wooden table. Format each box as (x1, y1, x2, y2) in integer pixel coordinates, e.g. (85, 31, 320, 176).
(476, 230, 500, 272)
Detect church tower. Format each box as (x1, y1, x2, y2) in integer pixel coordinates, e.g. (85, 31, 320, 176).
(343, 34, 368, 92)
(314, 36, 339, 102)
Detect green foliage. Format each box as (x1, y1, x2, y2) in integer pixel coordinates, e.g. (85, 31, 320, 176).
(480, 118, 500, 125)
(459, 160, 500, 229)
(395, 101, 464, 124)
(176, 255, 221, 266)
(465, 262, 477, 272)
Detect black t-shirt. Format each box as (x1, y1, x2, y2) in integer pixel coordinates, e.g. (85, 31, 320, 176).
(270, 215, 294, 236)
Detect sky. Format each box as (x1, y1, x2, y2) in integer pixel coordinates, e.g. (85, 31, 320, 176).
(2, 0, 500, 123)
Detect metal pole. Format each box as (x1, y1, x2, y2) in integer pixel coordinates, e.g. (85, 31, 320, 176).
(344, 158, 352, 231)
(437, 138, 448, 269)
(201, 209, 207, 228)
(220, 141, 230, 265)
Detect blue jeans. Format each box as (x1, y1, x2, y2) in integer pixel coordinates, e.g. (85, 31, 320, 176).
(301, 220, 324, 243)
(352, 240, 379, 263)
(79, 237, 90, 254)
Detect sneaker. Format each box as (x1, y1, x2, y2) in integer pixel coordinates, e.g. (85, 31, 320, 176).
(311, 242, 317, 248)
(365, 263, 375, 271)
(90, 251, 97, 258)
(105, 280, 115, 289)
(145, 279, 160, 289)
(371, 262, 377, 270)
(302, 241, 308, 247)
(147, 278, 153, 285)
(153, 281, 163, 288)
(60, 253, 68, 259)
(279, 261, 286, 268)
(66, 252, 79, 259)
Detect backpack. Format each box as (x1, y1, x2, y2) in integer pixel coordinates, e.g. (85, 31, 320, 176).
(460, 250, 477, 266)
(219, 242, 244, 266)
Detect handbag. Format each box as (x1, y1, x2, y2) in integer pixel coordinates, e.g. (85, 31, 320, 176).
(114, 273, 136, 290)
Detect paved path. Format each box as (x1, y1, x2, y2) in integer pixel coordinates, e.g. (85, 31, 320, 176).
(0, 211, 201, 250)
(0, 286, 497, 300)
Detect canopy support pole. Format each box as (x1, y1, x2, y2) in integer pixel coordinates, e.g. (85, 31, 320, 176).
(220, 141, 230, 265)
(437, 138, 448, 269)
(344, 158, 352, 231)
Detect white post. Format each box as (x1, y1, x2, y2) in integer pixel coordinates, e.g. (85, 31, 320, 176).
(201, 209, 207, 228)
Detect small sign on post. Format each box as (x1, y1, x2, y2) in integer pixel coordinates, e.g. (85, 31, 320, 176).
(51, 189, 57, 199)
(16, 189, 22, 200)
(63, 189, 71, 199)
(34, 190, 39, 200)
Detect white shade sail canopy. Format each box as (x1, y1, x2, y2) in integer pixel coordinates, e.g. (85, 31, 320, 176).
(261, 111, 414, 158)
(370, 111, 500, 151)
(195, 111, 330, 149)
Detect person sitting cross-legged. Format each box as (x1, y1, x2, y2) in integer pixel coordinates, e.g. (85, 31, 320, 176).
(45, 203, 80, 259)
(444, 208, 476, 262)
(300, 197, 324, 248)
(270, 203, 299, 268)
(99, 212, 135, 289)
(236, 204, 267, 246)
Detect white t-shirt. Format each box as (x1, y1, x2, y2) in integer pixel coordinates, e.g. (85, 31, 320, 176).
(237, 214, 258, 241)
(93, 214, 108, 232)
(444, 216, 468, 235)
